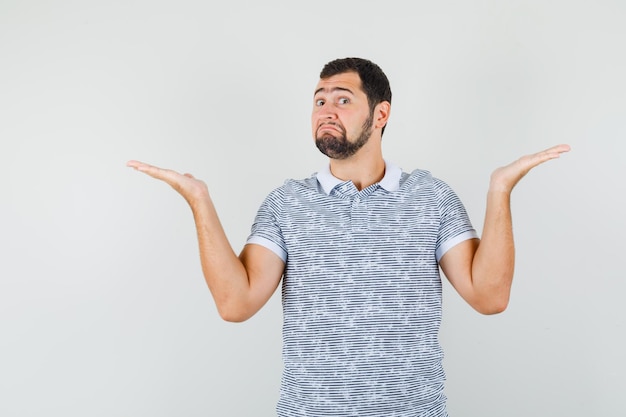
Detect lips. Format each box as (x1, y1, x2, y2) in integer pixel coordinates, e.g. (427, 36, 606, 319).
(317, 123, 343, 135)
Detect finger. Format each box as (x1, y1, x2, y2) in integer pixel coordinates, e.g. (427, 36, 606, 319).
(551, 143, 571, 152)
(547, 143, 570, 153)
(126, 160, 146, 169)
(521, 144, 571, 171)
(126, 160, 181, 183)
(126, 160, 161, 172)
(539, 143, 571, 158)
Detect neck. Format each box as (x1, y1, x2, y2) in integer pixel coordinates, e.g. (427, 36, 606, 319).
(329, 144, 385, 191)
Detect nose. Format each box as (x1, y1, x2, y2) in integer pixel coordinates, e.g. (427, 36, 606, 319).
(316, 102, 338, 120)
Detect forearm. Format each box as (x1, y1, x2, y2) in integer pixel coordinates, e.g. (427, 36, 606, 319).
(127, 160, 284, 321)
(189, 193, 252, 319)
(440, 144, 570, 314)
(471, 190, 515, 313)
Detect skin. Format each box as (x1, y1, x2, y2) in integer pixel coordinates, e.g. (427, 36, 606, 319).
(313, 75, 374, 160)
(127, 71, 570, 320)
(311, 72, 390, 189)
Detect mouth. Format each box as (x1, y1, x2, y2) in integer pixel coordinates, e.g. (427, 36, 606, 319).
(317, 123, 343, 135)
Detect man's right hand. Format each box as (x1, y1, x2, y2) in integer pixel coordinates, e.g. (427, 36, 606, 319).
(126, 160, 209, 207)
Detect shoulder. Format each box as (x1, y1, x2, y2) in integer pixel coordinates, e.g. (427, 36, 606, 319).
(399, 168, 439, 190)
(262, 173, 320, 204)
(284, 174, 319, 191)
(398, 169, 461, 207)
(407, 168, 454, 190)
(281, 172, 328, 199)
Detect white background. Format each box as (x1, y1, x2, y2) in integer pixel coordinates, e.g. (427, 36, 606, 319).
(1, 0, 624, 416)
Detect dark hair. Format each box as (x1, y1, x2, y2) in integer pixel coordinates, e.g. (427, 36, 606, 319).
(320, 57, 392, 116)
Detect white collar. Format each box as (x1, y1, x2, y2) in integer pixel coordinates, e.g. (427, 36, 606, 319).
(316, 160, 402, 195)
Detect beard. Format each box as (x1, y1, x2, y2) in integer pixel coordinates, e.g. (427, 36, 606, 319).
(315, 112, 374, 160)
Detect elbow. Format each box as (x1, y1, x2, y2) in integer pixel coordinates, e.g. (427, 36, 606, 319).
(477, 303, 508, 315)
(216, 303, 253, 323)
(474, 295, 510, 315)
(219, 312, 248, 323)
(219, 311, 250, 323)
(211, 289, 255, 322)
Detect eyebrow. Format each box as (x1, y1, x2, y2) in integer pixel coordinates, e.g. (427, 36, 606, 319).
(314, 86, 355, 96)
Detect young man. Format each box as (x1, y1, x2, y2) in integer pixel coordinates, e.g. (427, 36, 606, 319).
(128, 57, 570, 416)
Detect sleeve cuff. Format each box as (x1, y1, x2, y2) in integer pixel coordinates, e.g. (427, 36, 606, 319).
(436, 230, 479, 262)
(246, 236, 287, 263)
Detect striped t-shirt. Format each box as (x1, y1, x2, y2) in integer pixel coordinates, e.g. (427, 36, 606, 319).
(247, 162, 477, 417)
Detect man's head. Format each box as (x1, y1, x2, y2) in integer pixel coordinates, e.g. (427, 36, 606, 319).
(319, 57, 392, 125)
(312, 58, 392, 160)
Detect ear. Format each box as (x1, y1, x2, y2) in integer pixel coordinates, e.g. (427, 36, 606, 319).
(374, 101, 391, 130)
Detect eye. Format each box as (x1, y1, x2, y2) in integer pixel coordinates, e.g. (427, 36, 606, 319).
(338, 97, 350, 105)
(315, 99, 325, 106)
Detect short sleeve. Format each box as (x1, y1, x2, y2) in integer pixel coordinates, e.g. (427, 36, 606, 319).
(246, 187, 288, 263)
(433, 178, 478, 262)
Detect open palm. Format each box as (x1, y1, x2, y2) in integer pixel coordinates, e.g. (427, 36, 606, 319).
(490, 144, 571, 193)
(126, 160, 209, 205)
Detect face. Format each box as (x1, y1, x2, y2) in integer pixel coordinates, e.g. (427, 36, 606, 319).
(312, 72, 374, 160)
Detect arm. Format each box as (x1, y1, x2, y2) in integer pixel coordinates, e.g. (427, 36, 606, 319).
(127, 160, 284, 322)
(439, 144, 570, 315)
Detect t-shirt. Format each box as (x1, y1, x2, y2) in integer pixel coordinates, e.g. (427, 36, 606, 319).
(247, 162, 477, 417)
